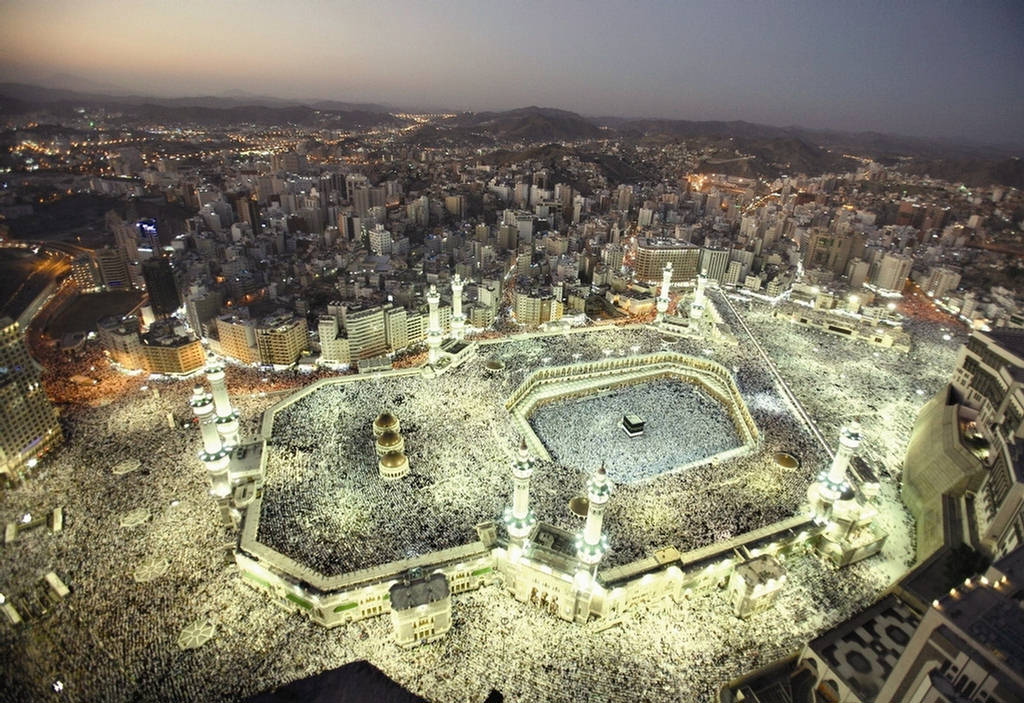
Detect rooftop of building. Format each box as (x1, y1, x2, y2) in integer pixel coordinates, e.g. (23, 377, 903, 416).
(389, 572, 449, 611)
(141, 322, 199, 348)
(637, 237, 699, 249)
(806, 594, 920, 702)
(980, 327, 1024, 365)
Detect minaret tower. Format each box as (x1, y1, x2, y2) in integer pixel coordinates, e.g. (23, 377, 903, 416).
(189, 386, 230, 498)
(690, 270, 708, 320)
(503, 438, 537, 541)
(576, 464, 612, 566)
(809, 422, 862, 515)
(451, 274, 466, 341)
(205, 364, 239, 448)
(426, 284, 442, 365)
(656, 262, 672, 321)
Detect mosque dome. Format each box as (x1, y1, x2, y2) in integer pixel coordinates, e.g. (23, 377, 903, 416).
(380, 451, 406, 468)
(378, 430, 402, 447)
(373, 412, 400, 436)
(378, 451, 410, 480)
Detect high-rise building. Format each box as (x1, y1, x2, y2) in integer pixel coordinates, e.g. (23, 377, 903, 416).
(184, 287, 223, 339)
(876, 548, 1024, 703)
(904, 329, 1024, 560)
(923, 266, 961, 300)
(216, 315, 260, 365)
(140, 321, 205, 375)
(803, 229, 866, 276)
(634, 239, 700, 283)
(136, 218, 160, 251)
(342, 305, 388, 360)
(845, 257, 870, 288)
(369, 224, 393, 256)
(0, 317, 62, 483)
(141, 258, 181, 317)
(255, 312, 308, 366)
(97, 314, 145, 370)
(318, 315, 350, 364)
(872, 253, 912, 292)
(514, 291, 564, 326)
(94, 246, 132, 290)
(351, 184, 371, 218)
(699, 247, 730, 282)
(70, 254, 100, 291)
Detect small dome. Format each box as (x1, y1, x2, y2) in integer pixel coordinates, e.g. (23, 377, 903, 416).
(379, 451, 407, 469)
(374, 412, 398, 428)
(378, 430, 401, 447)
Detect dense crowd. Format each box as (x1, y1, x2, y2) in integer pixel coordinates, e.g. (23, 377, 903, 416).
(529, 378, 742, 481)
(723, 292, 963, 475)
(0, 307, 944, 702)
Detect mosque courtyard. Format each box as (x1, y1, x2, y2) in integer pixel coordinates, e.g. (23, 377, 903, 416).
(256, 324, 817, 579)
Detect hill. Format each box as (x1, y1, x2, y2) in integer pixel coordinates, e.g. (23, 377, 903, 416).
(445, 106, 607, 142)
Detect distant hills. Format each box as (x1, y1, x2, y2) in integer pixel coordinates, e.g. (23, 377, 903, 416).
(0, 82, 402, 129)
(1, 83, 1020, 187)
(444, 106, 607, 142)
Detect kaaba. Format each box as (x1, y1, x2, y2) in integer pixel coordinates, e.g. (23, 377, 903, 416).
(621, 414, 645, 437)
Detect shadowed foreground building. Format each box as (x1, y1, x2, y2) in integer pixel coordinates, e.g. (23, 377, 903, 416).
(903, 329, 1024, 561)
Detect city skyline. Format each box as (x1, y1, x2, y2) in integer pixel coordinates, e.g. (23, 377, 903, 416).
(1, 0, 1022, 144)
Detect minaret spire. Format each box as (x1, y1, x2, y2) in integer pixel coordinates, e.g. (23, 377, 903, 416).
(577, 463, 612, 565)
(504, 437, 537, 541)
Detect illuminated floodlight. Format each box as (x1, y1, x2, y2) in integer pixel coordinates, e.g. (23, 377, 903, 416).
(26, 457, 38, 469)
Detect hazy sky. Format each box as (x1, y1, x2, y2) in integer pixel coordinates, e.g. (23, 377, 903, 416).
(1, 0, 1022, 143)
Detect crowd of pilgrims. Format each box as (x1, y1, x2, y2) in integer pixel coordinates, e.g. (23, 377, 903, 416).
(724, 291, 963, 475)
(0, 299, 951, 701)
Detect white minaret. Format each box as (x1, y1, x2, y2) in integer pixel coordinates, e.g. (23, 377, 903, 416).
(451, 273, 466, 341)
(504, 438, 537, 541)
(426, 284, 442, 365)
(577, 464, 612, 566)
(826, 422, 861, 496)
(656, 262, 672, 321)
(690, 271, 708, 320)
(809, 422, 862, 515)
(205, 364, 239, 447)
(189, 386, 230, 498)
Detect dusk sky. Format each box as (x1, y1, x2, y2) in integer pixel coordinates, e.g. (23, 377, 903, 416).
(1, 0, 1022, 143)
